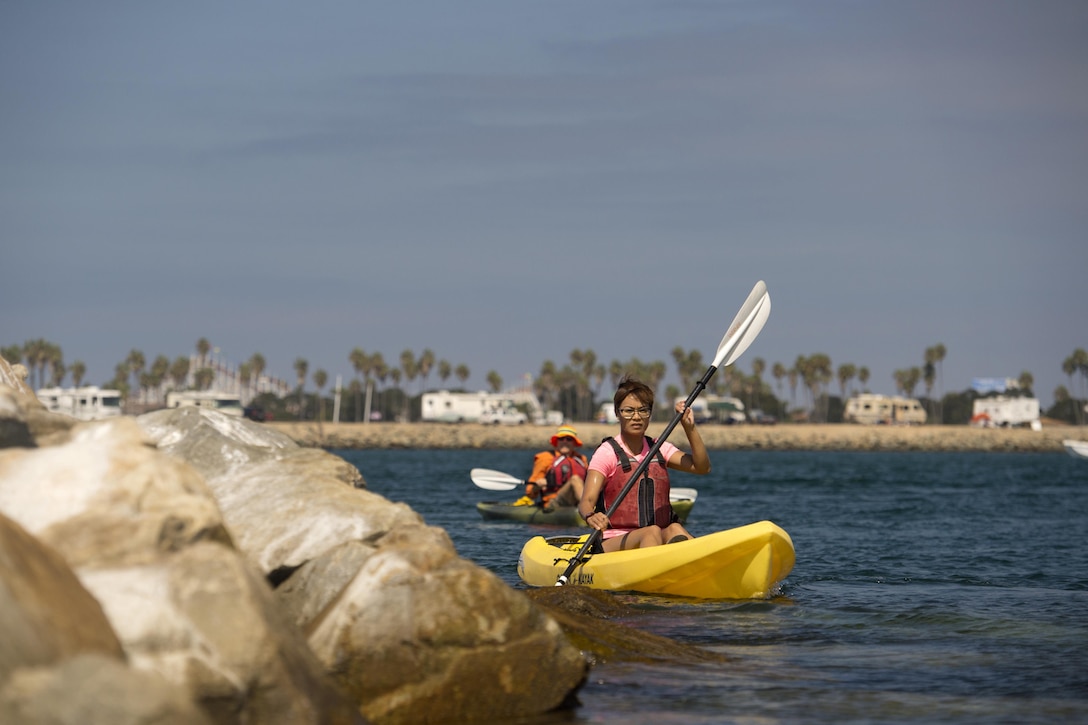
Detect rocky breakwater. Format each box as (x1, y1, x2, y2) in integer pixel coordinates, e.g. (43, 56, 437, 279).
(0, 357, 587, 724)
(269, 420, 1071, 453)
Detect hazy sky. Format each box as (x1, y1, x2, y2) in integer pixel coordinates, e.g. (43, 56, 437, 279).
(3, 1, 1085, 407)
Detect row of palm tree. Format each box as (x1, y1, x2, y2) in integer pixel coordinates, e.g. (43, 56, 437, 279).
(5, 337, 1087, 423)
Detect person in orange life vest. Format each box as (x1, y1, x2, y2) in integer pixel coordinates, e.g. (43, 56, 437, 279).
(579, 375, 710, 551)
(521, 425, 589, 512)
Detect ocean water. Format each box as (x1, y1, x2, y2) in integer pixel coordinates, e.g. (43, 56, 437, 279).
(336, 447, 1088, 724)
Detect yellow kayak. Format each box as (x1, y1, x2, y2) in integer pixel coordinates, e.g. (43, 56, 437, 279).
(517, 520, 795, 599)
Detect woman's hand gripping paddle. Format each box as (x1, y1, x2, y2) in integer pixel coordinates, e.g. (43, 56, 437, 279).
(554, 280, 771, 586)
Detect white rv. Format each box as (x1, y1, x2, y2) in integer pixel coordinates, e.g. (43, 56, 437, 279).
(970, 396, 1040, 428)
(420, 390, 556, 424)
(165, 390, 244, 417)
(675, 394, 746, 424)
(37, 386, 123, 421)
(844, 394, 927, 425)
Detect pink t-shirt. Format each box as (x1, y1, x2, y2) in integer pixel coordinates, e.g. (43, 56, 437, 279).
(588, 436, 680, 480)
(589, 436, 680, 536)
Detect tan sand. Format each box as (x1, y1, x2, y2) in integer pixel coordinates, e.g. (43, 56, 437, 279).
(267, 421, 1077, 453)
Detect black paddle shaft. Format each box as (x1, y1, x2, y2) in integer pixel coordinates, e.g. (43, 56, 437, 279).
(555, 363, 718, 586)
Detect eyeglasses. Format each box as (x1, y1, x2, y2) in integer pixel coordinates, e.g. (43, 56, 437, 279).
(618, 406, 652, 419)
(557, 436, 576, 443)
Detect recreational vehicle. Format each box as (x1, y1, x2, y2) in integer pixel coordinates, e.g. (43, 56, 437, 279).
(165, 390, 244, 417)
(422, 390, 559, 424)
(36, 386, 123, 421)
(970, 396, 1040, 428)
(844, 394, 927, 425)
(675, 394, 746, 424)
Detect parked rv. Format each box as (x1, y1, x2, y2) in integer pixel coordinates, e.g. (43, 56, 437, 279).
(844, 394, 926, 425)
(970, 396, 1040, 429)
(421, 389, 556, 424)
(36, 386, 123, 421)
(674, 394, 746, 424)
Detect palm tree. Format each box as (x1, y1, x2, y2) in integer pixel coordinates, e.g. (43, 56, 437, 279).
(751, 357, 766, 412)
(772, 362, 786, 401)
(932, 343, 947, 423)
(858, 366, 870, 393)
(1, 345, 21, 365)
(609, 360, 624, 390)
(23, 338, 47, 389)
(371, 353, 388, 422)
(418, 348, 435, 393)
(294, 358, 308, 419)
(149, 355, 169, 403)
(348, 378, 363, 421)
(349, 347, 367, 421)
(438, 359, 452, 388)
(313, 369, 328, 428)
(455, 364, 470, 388)
(70, 360, 86, 388)
(399, 350, 418, 420)
(48, 359, 66, 387)
(1018, 370, 1034, 395)
(487, 370, 503, 393)
(194, 367, 215, 391)
(44, 343, 64, 388)
(837, 363, 857, 402)
(196, 338, 211, 370)
(126, 349, 146, 403)
(170, 356, 191, 391)
(238, 362, 252, 403)
(536, 360, 558, 412)
(248, 353, 266, 398)
(1063, 348, 1088, 426)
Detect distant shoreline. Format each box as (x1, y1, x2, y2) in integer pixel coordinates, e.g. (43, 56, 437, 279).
(266, 421, 1078, 453)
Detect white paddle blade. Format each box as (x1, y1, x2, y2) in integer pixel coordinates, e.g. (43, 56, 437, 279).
(470, 468, 523, 491)
(712, 281, 770, 368)
(669, 487, 698, 503)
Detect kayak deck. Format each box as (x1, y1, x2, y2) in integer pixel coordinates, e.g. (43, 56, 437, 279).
(517, 520, 794, 599)
(477, 497, 694, 526)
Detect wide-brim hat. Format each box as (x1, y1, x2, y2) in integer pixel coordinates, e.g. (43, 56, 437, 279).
(550, 425, 583, 448)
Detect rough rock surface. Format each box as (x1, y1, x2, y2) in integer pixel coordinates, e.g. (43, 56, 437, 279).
(0, 412, 362, 723)
(0, 355, 588, 724)
(137, 407, 589, 723)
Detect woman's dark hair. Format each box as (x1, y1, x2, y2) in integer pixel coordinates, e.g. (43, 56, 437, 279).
(613, 375, 655, 414)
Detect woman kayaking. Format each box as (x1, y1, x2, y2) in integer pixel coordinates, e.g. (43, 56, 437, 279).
(578, 375, 711, 551)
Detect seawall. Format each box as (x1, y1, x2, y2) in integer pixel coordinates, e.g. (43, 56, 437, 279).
(266, 421, 1078, 453)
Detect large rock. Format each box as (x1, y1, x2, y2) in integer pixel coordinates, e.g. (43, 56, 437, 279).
(0, 512, 124, 680)
(0, 409, 363, 723)
(139, 408, 420, 575)
(0, 511, 210, 724)
(0, 362, 588, 724)
(1, 654, 212, 725)
(138, 407, 588, 723)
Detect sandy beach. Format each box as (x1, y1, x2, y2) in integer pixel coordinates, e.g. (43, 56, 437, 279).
(267, 421, 1079, 453)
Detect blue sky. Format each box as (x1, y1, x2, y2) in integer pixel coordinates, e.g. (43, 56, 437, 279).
(2, 1, 1085, 408)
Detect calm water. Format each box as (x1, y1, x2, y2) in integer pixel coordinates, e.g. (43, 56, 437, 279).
(337, 448, 1088, 724)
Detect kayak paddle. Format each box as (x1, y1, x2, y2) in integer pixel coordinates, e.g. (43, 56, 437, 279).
(470, 468, 524, 491)
(555, 280, 770, 586)
(473, 466, 698, 503)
